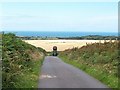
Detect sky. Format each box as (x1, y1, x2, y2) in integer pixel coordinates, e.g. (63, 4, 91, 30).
(0, 0, 119, 2)
(0, 0, 118, 32)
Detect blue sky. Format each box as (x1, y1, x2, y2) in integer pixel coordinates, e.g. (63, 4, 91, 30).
(0, 1, 118, 32)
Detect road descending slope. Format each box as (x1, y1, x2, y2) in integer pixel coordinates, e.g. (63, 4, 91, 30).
(38, 56, 109, 88)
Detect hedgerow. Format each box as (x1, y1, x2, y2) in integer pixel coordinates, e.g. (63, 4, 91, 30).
(2, 33, 46, 88)
(59, 40, 119, 88)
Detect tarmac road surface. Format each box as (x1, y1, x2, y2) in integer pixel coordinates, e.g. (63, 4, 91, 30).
(38, 56, 109, 88)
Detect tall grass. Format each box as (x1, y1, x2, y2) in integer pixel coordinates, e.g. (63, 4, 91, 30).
(59, 40, 119, 88)
(2, 33, 46, 88)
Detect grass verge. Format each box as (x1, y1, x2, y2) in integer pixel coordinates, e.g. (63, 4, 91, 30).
(59, 56, 118, 88)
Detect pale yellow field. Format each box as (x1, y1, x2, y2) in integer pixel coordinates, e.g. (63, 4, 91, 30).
(24, 40, 111, 52)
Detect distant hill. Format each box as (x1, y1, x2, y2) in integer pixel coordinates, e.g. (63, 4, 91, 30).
(17, 35, 119, 40)
(57, 35, 119, 40)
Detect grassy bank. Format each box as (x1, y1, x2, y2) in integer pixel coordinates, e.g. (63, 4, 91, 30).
(15, 59, 44, 88)
(2, 33, 46, 88)
(59, 40, 119, 88)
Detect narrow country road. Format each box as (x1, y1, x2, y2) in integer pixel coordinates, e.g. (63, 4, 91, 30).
(38, 56, 109, 88)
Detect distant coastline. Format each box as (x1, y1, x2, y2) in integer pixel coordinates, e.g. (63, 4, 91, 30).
(4, 31, 118, 37)
(2, 31, 119, 40)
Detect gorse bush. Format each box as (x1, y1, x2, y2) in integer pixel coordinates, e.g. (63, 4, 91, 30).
(2, 33, 46, 88)
(59, 40, 119, 88)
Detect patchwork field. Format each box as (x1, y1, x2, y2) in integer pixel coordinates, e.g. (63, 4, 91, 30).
(24, 40, 112, 52)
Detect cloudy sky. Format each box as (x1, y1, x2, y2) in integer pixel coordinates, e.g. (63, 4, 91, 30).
(0, 0, 118, 32)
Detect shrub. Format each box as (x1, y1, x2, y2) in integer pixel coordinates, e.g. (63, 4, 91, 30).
(2, 33, 46, 88)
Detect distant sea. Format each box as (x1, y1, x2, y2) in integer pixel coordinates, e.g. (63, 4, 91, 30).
(4, 31, 118, 37)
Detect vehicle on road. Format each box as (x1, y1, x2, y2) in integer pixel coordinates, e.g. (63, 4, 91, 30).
(52, 46, 58, 56)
